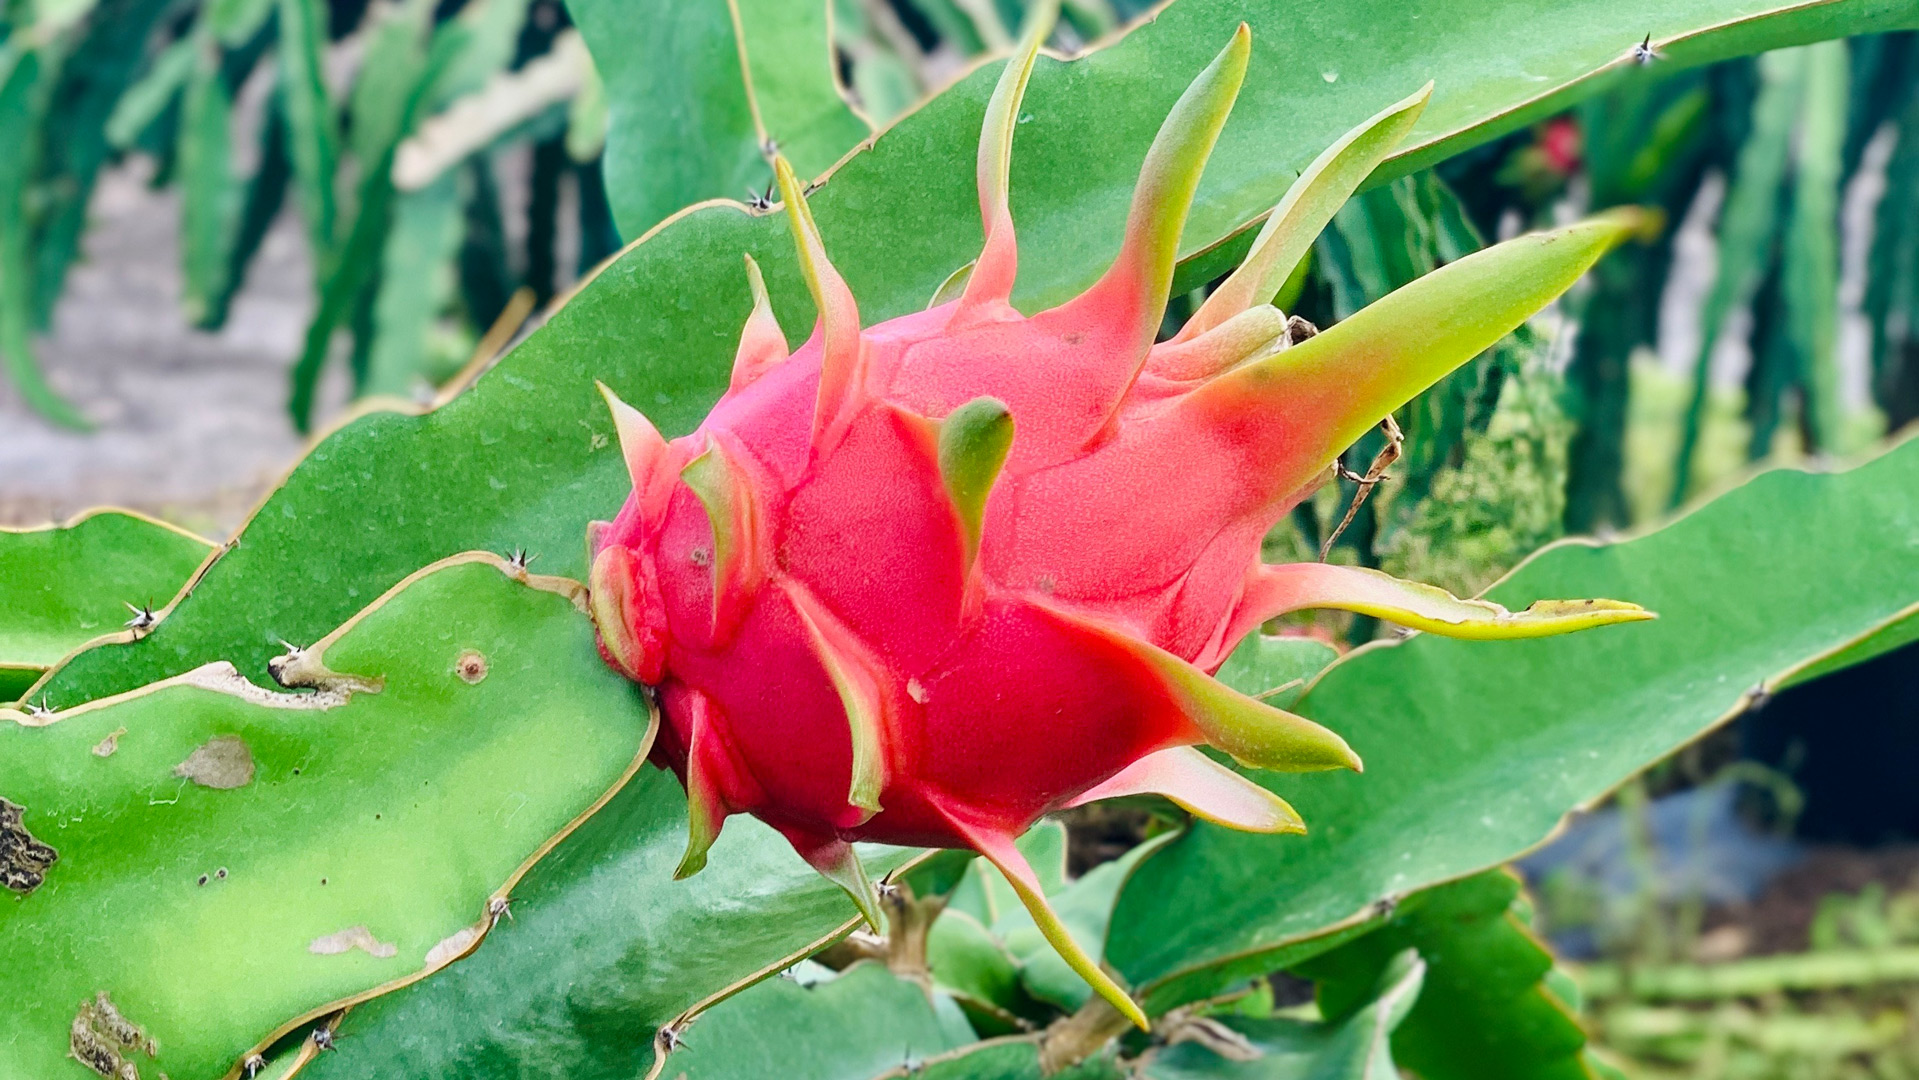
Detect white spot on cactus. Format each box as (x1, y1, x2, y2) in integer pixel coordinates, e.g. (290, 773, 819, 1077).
(91, 727, 127, 758)
(907, 679, 928, 704)
(309, 925, 399, 959)
(424, 925, 481, 970)
(172, 735, 255, 790)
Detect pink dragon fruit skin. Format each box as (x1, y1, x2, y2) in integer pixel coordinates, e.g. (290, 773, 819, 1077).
(589, 17, 1650, 1026)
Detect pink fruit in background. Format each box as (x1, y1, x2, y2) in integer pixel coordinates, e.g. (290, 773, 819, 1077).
(588, 13, 1650, 1025)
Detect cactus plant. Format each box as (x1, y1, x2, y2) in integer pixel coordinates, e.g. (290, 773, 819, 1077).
(6, 5, 1919, 1078)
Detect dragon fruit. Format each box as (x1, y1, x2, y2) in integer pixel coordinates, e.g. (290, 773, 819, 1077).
(588, 14, 1648, 1026)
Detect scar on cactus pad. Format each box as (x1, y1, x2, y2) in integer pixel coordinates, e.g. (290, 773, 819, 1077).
(587, 12, 1651, 1029)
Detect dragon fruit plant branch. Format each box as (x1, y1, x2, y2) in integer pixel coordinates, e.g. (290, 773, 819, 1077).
(588, 14, 1651, 1029)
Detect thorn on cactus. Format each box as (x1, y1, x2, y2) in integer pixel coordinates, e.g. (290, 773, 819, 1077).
(122, 601, 157, 635)
(656, 1018, 691, 1055)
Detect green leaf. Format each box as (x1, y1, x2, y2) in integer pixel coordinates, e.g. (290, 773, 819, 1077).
(347, 0, 436, 170)
(202, 92, 296, 330)
(1107, 438, 1919, 1013)
(104, 32, 197, 150)
(29, 0, 178, 331)
(0, 554, 651, 1080)
(287, 0, 455, 427)
(1673, 47, 1800, 502)
(42, 0, 1918, 703)
(1865, 83, 1919, 419)
(1142, 954, 1424, 1080)
(1292, 871, 1588, 1080)
(0, 46, 88, 429)
(653, 962, 977, 1079)
(912, 1041, 1127, 1080)
(1563, 67, 1714, 532)
(1779, 40, 1847, 451)
(365, 172, 466, 396)
(276, 0, 341, 266)
(205, 0, 275, 46)
(1213, 635, 1339, 712)
(1781, 602, 1919, 690)
(569, 0, 870, 239)
(180, 43, 243, 328)
(927, 908, 1029, 1028)
(283, 770, 922, 1080)
(1004, 842, 1163, 1013)
(915, 953, 1426, 1080)
(0, 510, 213, 696)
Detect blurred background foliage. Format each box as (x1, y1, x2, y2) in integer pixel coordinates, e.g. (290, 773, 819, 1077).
(2, 1, 1917, 1075)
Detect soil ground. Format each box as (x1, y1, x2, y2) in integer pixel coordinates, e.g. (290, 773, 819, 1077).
(0, 162, 340, 536)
